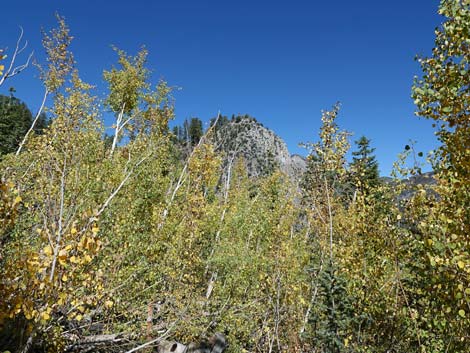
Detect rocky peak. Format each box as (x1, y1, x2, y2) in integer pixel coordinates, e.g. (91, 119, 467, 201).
(211, 115, 306, 180)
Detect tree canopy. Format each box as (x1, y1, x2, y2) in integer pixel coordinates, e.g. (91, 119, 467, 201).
(1, 2, 469, 352)
(0, 93, 48, 156)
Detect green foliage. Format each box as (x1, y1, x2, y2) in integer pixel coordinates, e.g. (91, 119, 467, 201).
(188, 117, 203, 146)
(300, 104, 357, 352)
(172, 117, 204, 153)
(0, 94, 48, 157)
(0, 180, 21, 261)
(350, 136, 380, 192)
(301, 103, 350, 202)
(210, 114, 229, 132)
(103, 47, 149, 115)
(409, 0, 470, 350)
(205, 168, 308, 352)
(38, 14, 74, 93)
(306, 260, 357, 353)
(1, 2, 469, 352)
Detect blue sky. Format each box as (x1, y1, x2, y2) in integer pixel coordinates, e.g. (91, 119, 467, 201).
(1, 0, 442, 175)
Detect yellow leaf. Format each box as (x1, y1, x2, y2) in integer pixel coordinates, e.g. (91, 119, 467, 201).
(458, 309, 465, 318)
(71, 227, 77, 235)
(62, 274, 68, 282)
(14, 195, 22, 204)
(105, 300, 113, 308)
(92, 226, 99, 235)
(41, 311, 50, 321)
(75, 314, 83, 321)
(78, 236, 87, 249)
(58, 248, 67, 259)
(43, 245, 53, 256)
(457, 261, 465, 269)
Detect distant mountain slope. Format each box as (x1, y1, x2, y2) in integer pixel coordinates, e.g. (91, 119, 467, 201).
(381, 171, 437, 200)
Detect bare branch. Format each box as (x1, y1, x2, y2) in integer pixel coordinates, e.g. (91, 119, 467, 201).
(0, 26, 34, 86)
(324, 177, 334, 260)
(124, 321, 177, 353)
(50, 155, 67, 281)
(205, 154, 234, 298)
(95, 155, 148, 218)
(9, 50, 34, 78)
(16, 88, 49, 155)
(158, 111, 221, 230)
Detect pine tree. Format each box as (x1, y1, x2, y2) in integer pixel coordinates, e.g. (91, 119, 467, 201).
(350, 136, 379, 191)
(209, 114, 228, 133)
(0, 94, 48, 157)
(307, 259, 356, 353)
(188, 117, 203, 146)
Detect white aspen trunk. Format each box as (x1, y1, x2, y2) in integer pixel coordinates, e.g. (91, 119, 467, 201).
(16, 89, 49, 155)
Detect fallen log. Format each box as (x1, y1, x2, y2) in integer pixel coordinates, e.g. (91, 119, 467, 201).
(64, 333, 128, 352)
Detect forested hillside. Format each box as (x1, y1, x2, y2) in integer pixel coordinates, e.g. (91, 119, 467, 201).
(1, 1, 469, 352)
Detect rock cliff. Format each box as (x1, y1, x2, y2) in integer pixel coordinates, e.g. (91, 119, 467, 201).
(211, 115, 306, 180)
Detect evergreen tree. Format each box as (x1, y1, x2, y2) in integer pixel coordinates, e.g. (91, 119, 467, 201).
(0, 94, 48, 157)
(350, 136, 379, 191)
(183, 118, 190, 144)
(307, 260, 357, 353)
(209, 114, 229, 133)
(261, 149, 278, 177)
(171, 125, 180, 143)
(188, 117, 203, 146)
(103, 133, 114, 150)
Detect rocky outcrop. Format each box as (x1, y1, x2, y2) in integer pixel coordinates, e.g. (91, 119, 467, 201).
(211, 115, 306, 180)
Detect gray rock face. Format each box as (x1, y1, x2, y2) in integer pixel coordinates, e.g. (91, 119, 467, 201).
(286, 154, 308, 182)
(212, 116, 306, 180)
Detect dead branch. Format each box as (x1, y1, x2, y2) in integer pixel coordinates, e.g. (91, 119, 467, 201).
(0, 27, 34, 87)
(64, 333, 127, 352)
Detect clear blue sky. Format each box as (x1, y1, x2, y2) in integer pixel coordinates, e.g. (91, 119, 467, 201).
(1, 0, 442, 175)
